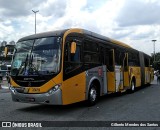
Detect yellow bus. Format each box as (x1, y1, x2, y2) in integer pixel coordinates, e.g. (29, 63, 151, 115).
(9, 28, 153, 106)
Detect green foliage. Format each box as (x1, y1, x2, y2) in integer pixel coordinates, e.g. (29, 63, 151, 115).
(151, 52, 160, 70)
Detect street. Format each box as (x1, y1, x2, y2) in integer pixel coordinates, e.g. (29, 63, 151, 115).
(0, 79, 160, 129)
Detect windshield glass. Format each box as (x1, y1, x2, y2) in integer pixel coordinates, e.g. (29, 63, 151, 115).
(11, 37, 61, 76)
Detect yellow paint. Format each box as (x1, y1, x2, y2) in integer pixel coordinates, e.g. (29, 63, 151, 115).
(107, 72, 116, 92)
(61, 28, 86, 105)
(10, 71, 63, 93)
(123, 71, 130, 87)
(62, 72, 86, 105)
(29, 72, 63, 93)
(129, 67, 141, 87)
(110, 39, 132, 49)
(145, 67, 150, 84)
(10, 78, 19, 87)
(71, 42, 77, 54)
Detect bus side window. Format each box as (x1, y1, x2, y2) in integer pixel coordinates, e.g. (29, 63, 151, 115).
(105, 49, 114, 71)
(100, 47, 105, 64)
(109, 49, 114, 71)
(124, 53, 128, 71)
(144, 57, 149, 67)
(84, 40, 99, 63)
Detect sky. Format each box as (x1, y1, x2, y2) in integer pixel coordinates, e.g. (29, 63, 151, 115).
(0, 0, 160, 55)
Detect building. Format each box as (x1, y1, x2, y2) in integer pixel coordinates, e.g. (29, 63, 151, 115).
(0, 41, 15, 73)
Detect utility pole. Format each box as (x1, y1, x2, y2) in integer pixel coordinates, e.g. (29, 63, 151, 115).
(32, 10, 39, 34)
(152, 39, 157, 63)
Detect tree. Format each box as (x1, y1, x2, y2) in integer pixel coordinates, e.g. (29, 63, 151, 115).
(151, 52, 160, 70)
(9, 41, 15, 45)
(1, 41, 7, 46)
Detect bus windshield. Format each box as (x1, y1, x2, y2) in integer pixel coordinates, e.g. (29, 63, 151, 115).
(11, 37, 61, 76)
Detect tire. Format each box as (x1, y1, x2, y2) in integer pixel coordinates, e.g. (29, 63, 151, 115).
(129, 80, 135, 93)
(87, 84, 98, 106)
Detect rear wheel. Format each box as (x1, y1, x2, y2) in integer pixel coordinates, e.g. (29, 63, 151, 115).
(87, 84, 98, 106)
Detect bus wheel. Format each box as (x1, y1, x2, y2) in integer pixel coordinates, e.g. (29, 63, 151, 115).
(87, 84, 98, 106)
(129, 80, 135, 93)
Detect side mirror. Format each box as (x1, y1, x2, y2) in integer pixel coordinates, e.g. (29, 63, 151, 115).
(4, 47, 8, 57)
(71, 42, 76, 54)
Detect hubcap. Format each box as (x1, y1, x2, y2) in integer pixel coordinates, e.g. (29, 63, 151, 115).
(131, 82, 135, 91)
(90, 87, 97, 102)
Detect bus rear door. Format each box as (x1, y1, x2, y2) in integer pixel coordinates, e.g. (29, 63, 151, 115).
(107, 49, 116, 93)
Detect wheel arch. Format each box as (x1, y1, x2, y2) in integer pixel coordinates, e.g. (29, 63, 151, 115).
(131, 76, 136, 87)
(86, 77, 101, 100)
(132, 76, 136, 82)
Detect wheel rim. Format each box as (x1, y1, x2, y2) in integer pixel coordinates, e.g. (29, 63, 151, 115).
(131, 81, 135, 91)
(90, 87, 97, 102)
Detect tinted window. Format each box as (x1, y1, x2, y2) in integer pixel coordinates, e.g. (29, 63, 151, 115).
(84, 40, 100, 63)
(145, 57, 150, 67)
(84, 41, 99, 52)
(128, 52, 139, 66)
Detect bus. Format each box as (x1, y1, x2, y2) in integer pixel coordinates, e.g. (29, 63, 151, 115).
(8, 28, 154, 106)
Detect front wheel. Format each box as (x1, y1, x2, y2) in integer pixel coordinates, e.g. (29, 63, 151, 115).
(87, 84, 98, 106)
(129, 80, 135, 93)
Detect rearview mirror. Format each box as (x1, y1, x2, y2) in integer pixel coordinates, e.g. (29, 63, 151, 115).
(71, 42, 77, 54)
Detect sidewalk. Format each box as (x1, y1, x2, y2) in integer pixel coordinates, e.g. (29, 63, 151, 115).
(0, 79, 10, 93)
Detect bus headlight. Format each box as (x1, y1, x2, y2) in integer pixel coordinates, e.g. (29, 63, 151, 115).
(48, 84, 61, 95)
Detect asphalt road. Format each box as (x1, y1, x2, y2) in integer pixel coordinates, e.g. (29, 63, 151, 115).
(0, 80, 160, 129)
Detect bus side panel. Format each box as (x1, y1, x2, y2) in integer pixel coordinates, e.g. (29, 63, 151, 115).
(139, 52, 145, 86)
(129, 67, 141, 87)
(107, 72, 116, 92)
(123, 71, 130, 87)
(145, 67, 150, 84)
(135, 67, 141, 87)
(151, 68, 154, 82)
(62, 72, 86, 105)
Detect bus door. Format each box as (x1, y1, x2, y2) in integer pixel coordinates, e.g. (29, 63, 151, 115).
(115, 65, 123, 92)
(63, 37, 86, 105)
(123, 53, 130, 88)
(107, 49, 116, 92)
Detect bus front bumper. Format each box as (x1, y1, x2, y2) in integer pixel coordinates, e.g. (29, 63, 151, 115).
(10, 87, 63, 105)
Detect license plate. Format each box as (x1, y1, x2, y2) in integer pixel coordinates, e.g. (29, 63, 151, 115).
(31, 88, 40, 93)
(26, 97, 35, 102)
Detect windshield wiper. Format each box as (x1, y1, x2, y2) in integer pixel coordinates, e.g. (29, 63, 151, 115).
(16, 54, 28, 76)
(28, 55, 42, 77)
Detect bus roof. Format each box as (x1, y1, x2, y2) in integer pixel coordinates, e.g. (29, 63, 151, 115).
(82, 29, 132, 48)
(18, 28, 132, 49)
(18, 29, 67, 42)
